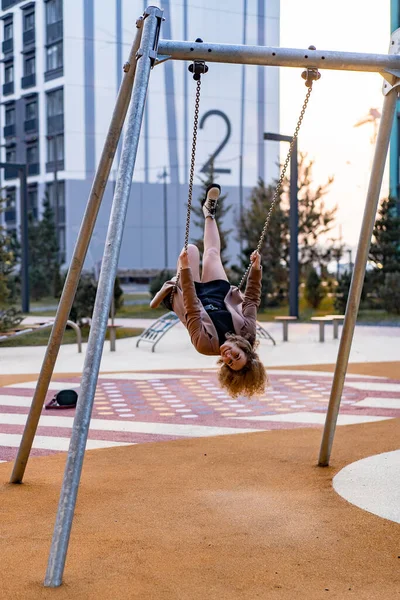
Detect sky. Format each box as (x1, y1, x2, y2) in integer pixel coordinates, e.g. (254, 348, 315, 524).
(279, 0, 391, 253)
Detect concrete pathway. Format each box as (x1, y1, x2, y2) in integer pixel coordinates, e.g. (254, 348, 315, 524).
(1, 318, 400, 375)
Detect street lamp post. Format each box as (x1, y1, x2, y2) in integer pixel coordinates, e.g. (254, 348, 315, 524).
(158, 167, 168, 268)
(264, 132, 299, 317)
(47, 135, 59, 261)
(0, 161, 29, 313)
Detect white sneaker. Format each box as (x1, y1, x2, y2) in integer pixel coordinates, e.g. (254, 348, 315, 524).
(202, 184, 221, 219)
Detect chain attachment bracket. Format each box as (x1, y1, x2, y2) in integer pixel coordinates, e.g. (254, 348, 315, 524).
(301, 45, 322, 88)
(188, 39, 209, 80)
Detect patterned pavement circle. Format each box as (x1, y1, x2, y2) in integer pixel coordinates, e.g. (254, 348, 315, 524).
(0, 370, 399, 463)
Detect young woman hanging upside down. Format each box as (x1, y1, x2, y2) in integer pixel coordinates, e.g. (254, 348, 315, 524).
(150, 184, 267, 398)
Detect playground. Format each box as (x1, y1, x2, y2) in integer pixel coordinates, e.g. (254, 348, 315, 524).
(0, 321, 399, 598)
(0, 2, 399, 598)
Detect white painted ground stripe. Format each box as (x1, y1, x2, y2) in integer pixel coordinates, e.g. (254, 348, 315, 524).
(234, 412, 393, 425)
(267, 370, 385, 380)
(0, 395, 34, 407)
(98, 373, 202, 380)
(345, 382, 400, 393)
(356, 397, 400, 409)
(0, 413, 260, 437)
(333, 450, 400, 524)
(0, 433, 131, 451)
(5, 381, 80, 391)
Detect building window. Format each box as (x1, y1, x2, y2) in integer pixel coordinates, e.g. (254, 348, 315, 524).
(46, 133, 64, 171)
(5, 104, 15, 125)
(27, 184, 38, 220)
(23, 9, 35, 47)
(46, 87, 64, 133)
(4, 19, 12, 40)
(25, 98, 37, 121)
(5, 145, 15, 163)
(3, 61, 14, 95)
(23, 11, 34, 32)
(4, 187, 16, 226)
(46, 0, 62, 25)
(24, 53, 35, 76)
(24, 95, 38, 134)
(22, 52, 36, 88)
(45, 0, 63, 79)
(5, 61, 13, 83)
(4, 103, 15, 138)
(46, 0, 63, 47)
(46, 41, 63, 72)
(4, 145, 17, 179)
(2, 17, 13, 53)
(46, 180, 65, 219)
(46, 180, 66, 261)
(47, 87, 63, 118)
(26, 140, 40, 176)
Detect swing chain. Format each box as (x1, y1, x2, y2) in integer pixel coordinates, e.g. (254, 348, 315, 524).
(238, 82, 314, 290)
(171, 75, 203, 301)
(184, 78, 202, 250)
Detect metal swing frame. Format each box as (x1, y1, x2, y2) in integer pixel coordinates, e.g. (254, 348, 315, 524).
(6, 5, 400, 587)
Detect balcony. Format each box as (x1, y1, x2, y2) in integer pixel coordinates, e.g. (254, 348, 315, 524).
(23, 29, 35, 47)
(2, 38, 13, 54)
(2, 0, 22, 9)
(58, 206, 65, 224)
(46, 21, 63, 44)
(24, 118, 38, 134)
(21, 73, 36, 89)
(4, 164, 18, 180)
(27, 162, 39, 176)
(46, 159, 64, 173)
(2, 81, 14, 96)
(45, 66, 63, 82)
(4, 208, 16, 223)
(47, 114, 64, 134)
(4, 124, 15, 138)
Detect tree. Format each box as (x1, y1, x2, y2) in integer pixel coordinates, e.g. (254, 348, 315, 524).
(282, 153, 337, 276)
(113, 276, 124, 312)
(305, 267, 326, 309)
(67, 273, 125, 325)
(369, 197, 400, 284)
(380, 272, 400, 315)
(28, 197, 60, 300)
(0, 196, 22, 330)
(0, 201, 14, 306)
(233, 178, 289, 308)
(190, 161, 232, 267)
(69, 273, 97, 325)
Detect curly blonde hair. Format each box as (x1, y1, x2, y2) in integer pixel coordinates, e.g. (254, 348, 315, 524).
(217, 334, 268, 398)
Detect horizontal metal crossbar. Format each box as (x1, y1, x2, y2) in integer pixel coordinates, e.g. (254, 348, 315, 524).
(157, 40, 400, 75)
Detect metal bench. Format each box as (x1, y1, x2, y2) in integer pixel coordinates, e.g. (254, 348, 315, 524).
(274, 316, 298, 341)
(326, 315, 345, 339)
(0, 320, 82, 352)
(311, 315, 346, 342)
(136, 311, 276, 352)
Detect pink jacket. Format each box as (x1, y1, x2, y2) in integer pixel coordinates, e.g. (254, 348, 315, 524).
(150, 266, 262, 356)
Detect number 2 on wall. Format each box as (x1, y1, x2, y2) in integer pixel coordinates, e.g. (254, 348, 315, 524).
(199, 110, 232, 174)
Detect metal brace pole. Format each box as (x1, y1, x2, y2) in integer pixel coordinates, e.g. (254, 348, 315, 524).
(318, 85, 398, 466)
(44, 6, 163, 587)
(10, 18, 144, 485)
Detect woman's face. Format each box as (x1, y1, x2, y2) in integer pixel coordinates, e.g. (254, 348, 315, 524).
(220, 340, 247, 371)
